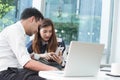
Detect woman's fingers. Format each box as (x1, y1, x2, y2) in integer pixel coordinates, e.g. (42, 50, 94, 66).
(51, 54, 62, 64)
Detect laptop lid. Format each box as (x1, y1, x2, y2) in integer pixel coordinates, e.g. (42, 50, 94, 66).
(64, 41, 104, 77)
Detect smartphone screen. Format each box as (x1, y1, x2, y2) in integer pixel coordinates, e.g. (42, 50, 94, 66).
(55, 47, 64, 55)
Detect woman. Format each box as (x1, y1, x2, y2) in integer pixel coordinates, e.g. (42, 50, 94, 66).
(27, 18, 66, 70)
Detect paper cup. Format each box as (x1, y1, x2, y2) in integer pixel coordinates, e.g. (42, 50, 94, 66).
(111, 63, 120, 75)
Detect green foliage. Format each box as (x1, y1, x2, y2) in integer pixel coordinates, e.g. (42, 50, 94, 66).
(54, 22, 79, 44)
(0, 26, 2, 32)
(54, 16, 101, 44)
(0, 0, 15, 32)
(0, 0, 14, 18)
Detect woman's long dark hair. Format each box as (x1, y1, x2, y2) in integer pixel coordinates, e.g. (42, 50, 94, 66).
(32, 18, 58, 53)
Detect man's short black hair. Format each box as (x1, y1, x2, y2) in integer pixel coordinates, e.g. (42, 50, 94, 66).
(20, 7, 44, 21)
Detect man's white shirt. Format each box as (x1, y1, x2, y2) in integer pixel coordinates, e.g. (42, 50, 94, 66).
(0, 21, 31, 71)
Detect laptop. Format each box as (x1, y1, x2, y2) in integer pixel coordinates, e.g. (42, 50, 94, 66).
(39, 41, 104, 78)
(63, 41, 104, 77)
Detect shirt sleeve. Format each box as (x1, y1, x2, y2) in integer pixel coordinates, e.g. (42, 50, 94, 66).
(7, 29, 31, 67)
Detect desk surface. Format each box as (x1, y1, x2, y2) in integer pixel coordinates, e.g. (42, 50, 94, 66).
(39, 71, 120, 80)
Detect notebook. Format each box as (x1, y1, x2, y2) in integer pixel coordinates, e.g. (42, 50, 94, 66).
(39, 41, 104, 78)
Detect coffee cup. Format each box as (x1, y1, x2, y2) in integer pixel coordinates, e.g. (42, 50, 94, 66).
(111, 63, 120, 75)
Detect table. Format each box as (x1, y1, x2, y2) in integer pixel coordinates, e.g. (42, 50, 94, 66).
(39, 70, 120, 80)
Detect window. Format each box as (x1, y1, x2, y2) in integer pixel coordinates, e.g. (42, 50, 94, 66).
(0, 0, 33, 43)
(0, 0, 114, 64)
(0, 0, 33, 32)
(44, 0, 114, 64)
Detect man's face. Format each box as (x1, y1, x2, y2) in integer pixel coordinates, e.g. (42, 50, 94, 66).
(28, 18, 42, 36)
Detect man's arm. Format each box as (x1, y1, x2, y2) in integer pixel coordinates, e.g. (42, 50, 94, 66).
(24, 59, 58, 71)
(6, 26, 57, 71)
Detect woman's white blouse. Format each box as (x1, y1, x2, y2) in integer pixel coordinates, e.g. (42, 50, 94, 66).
(0, 21, 31, 71)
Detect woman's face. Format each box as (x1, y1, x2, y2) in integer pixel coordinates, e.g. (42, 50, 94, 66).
(40, 26, 53, 42)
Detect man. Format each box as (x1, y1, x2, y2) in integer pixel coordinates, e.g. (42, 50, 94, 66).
(0, 8, 57, 80)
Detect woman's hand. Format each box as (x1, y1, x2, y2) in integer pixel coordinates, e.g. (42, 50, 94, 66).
(30, 52, 63, 65)
(50, 52, 63, 64)
(40, 52, 54, 60)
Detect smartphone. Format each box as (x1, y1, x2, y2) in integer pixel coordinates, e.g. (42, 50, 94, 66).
(55, 47, 64, 55)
